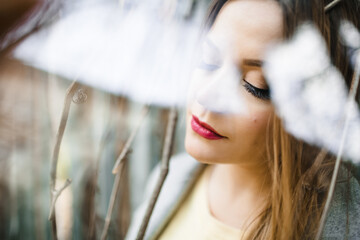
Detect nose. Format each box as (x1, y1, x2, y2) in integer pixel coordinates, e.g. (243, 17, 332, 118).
(195, 62, 247, 114)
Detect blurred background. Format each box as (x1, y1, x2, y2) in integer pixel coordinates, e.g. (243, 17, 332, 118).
(0, 0, 211, 239)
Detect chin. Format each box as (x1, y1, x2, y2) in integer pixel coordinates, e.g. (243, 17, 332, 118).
(185, 129, 228, 164)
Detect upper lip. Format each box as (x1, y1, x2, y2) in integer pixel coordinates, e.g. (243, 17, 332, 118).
(192, 115, 226, 138)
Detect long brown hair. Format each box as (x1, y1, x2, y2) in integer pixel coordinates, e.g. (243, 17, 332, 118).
(205, 0, 360, 239)
(0, 0, 62, 58)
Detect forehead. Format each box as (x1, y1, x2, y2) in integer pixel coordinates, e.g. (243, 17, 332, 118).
(208, 0, 283, 61)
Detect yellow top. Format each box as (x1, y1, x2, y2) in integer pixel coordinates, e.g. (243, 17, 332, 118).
(158, 167, 247, 240)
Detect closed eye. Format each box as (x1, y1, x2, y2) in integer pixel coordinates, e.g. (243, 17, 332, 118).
(242, 79, 270, 100)
(198, 61, 221, 71)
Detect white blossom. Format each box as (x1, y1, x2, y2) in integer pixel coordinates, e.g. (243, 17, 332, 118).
(15, 1, 207, 107)
(264, 24, 360, 162)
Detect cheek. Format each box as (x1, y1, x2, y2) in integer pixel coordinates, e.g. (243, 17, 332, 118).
(241, 90, 274, 129)
(249, 107, 273, 126)
(231, 107, 273, 145)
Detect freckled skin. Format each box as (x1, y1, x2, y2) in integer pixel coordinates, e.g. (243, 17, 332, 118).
(185, 0, 283, 166)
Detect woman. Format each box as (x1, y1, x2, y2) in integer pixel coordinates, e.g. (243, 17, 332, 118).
(126, 0, 360, 239)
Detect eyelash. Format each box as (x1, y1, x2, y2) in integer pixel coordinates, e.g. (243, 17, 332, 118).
(198, 62, 270, 100)
(242, 79, 270, 100)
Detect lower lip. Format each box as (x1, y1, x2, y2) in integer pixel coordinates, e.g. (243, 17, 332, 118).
(191, 116, 224, 140)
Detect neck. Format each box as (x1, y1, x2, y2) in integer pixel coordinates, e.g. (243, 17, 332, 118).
(211, 162, 271, 194)
(207, 161, 271, 229)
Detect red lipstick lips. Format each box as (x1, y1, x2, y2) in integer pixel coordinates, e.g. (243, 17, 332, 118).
(191, 115, 226, 140)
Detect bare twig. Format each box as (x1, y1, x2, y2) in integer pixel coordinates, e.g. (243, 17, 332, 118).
(136, 107, 178, 240)
(315, 56, 360, 240)
(100, 157, 127, 240)
(87, 129, 112, 239)
(48, 179, 72, 220)
(49, 81, 80, 239)
(117, 159, 131, 239)
(88, 96, 127, 239)
(72, 88, 88, 104)
(112, 105, 149, 174)
(101, 104, 149, 240)
(308, 149, 328, 179)
(324, 0, 342, 13)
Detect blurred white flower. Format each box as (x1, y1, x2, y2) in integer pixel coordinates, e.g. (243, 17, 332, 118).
(14, 0, 207, 107)
(191, 61, 247, 115)
(340, 20, 360, 49)
(264, 23, 360, 162)
(340, 20, 360, 68)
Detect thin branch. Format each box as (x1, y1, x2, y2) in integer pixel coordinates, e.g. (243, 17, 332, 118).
(88, 96, 126, 239)
(307, 148, 328, 180)
(324, 0, 342, 13)
(136, 107, 178, 240)
(101, 104, 149, 239)
(48, 179, 72, 220)
(112, 105, 149, 174)
(72, 88, 88, 104)
(49, 81, 80, 239)
(88, 129, 113, 239)
(100, 157, 127, 240)
(315, 56, 360, 240)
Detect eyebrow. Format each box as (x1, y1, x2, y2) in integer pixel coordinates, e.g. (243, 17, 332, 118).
(243, 59, 263, 67)
(205, 38, 264, 67)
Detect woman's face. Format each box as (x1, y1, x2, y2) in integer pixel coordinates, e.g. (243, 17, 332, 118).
(185, 0, 283, 165)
